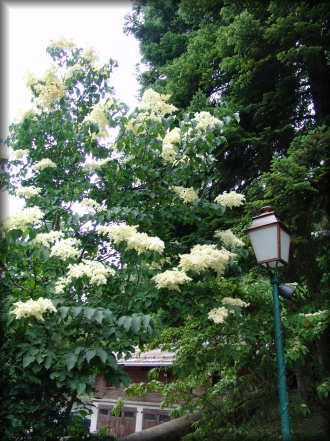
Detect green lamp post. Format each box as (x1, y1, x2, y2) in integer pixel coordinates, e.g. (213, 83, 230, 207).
(247, 206, 292, 441)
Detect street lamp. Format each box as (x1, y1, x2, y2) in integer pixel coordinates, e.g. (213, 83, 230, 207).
(247, 206, 292, 441)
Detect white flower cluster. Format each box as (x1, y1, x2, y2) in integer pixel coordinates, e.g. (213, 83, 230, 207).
(214, 229, 244, 248)
(16, 186, 42, 198)
(82, 47, 98, 63)
(11, 297, 57, 321)
(79, 198, 105, 213)
(54, 277, 68, 294)
(50, 238, 81, 260)
(222, 297, 250, 308)
(170, 186, 198, 203)
(10, 149, 29, 159)
(193, 111, 223, 131)
(214, 191, 245, 209)
(299, 310, 329, 318)
(179, 244, 235, 275)
(139, 89, 177, 117)
(208, 306, 231, 324)
(152, 269, 192, 292)
(97, 223, 138, 243)
(2, 206, 44, 231)
(33, 158, 57, 171)
(161, 127, 181, 163)
(97, 223, 164, 255)
(32, 67, 66, 108)
(33, 230, 65, 247)
(66, 64, 83, 80)
(49, 36, 75, 49)
(67, 259, 115, 285)
(126, 232, 165, 255)
(81, 157, 112, 172)
(84, 99, 114, 137)
(54, 259, 115, 293)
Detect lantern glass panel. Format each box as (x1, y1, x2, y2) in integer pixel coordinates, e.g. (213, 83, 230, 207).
(248, 224, 278, 263)
(280, 227, 290, 264)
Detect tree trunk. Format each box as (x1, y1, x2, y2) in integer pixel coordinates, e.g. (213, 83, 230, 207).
(118, 412, 199, 441)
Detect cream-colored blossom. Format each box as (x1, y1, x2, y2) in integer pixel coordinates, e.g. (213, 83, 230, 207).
(97, 223, 164, 254)
(2, 206, 44, 231)
(208, 306, 229, 324)
(33, 231, 65, 247)
(34, 66, 66, 108)
(299, 310, 329, 318)
(50, 238, 81, 260)
(193, 111, 223, 131)
(81, 157, 112, 172)
(49, 36, 75, 50)
(96, 223, 138, 244)
(66, 64, 83, 80)
(179, 244, 235, 275)
(9, 149, 29, 160)
(152, 269, 192, 292)
(82, 47, 98, 63)
(170, 186, 198, 203)
(126, 232, 165, 255)
(214, 229, 244, 248)
(161, 127, 181, 163)
(16, 186, 42, 198)
(67, 259, 115, 286)
(79, 198, 105, 213)
(84, 99, 114, 137)
(222, 297, 250, 308)
(11, 297, 56, 321)
(54, 276, 69, 294)
(214, 191, 245, 209)
(140, 89, 177, 117)
(33, 158, 56, 171)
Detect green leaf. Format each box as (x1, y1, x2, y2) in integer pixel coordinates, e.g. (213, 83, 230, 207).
(45, 354, 53, 370)
(77, 382, 86, 396)
(85, 349, 97, 363)
(131, 315, 141, 333)
(71, 306, 83, 317)
(23, 354, 35, 368)
(118, 315, 132, 332)
(65, 354, 78, 371)
(94, 309, 104, 324)
(84, 307, 95, 320)
(58, 306, 69, 319)
(96, 347, 108, 364)
(103, 310, 114, 321)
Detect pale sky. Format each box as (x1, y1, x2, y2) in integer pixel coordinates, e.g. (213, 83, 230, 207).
(2, 2, 143, 217)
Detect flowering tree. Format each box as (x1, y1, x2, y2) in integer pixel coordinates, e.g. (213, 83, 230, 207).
(0, 38, 245, 439)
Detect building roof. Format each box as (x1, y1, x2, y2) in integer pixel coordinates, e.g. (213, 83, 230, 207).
(117, 347, 175, 367)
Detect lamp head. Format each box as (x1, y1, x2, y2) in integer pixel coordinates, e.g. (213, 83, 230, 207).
(246, 206, 291, 267)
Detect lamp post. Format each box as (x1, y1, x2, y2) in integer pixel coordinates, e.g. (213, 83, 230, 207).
(247, 206, 292, 441)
